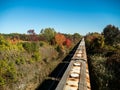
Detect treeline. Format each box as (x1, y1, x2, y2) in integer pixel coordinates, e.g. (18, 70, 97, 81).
(1, 28, 81, 45)
(85, 25, 120, 90)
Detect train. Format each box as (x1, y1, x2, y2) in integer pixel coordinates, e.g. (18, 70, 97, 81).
(55, 38, 91, 90)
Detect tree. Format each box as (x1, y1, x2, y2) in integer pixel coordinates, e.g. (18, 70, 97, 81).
(55, 33, 66, 48)
(72, 33, 82, 43)
(64, 38, 71, 48)
(27, 29, 38, 41)
(19, 34, 29, 41)
(27, 29, 35, 35)
(103, 25, 120, 45)
(40, 28, 56, 44)
(85, 33, 104, 54)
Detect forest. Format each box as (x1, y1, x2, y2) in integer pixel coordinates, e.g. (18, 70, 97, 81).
(0, 28, 81, 90)
(85, 25, 120, 90)
(0, 25, 120, 90)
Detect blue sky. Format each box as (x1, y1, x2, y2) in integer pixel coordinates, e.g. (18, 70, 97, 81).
(0, 0, 120, 35)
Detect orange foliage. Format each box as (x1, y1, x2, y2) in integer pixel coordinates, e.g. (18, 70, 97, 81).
(8, 37, 20, 44)
(55, 33, 66, 47)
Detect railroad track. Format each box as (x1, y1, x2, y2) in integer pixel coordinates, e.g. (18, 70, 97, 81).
(55, 38, 91, 90)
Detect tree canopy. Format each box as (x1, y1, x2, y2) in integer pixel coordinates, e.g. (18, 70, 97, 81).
(85, 32, 104, 54)
(103, 25, 120, 45)
(55, 33, 66, 48)
(40, 28, 56, 44)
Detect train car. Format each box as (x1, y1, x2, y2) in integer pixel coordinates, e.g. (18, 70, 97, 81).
(55, 38, 91, 90)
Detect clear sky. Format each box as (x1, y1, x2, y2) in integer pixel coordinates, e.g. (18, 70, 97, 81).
(0, 0, 120, 35)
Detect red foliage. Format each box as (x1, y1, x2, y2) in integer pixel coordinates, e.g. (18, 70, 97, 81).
(64, 38, 71, 48)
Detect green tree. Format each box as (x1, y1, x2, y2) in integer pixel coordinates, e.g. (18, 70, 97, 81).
(72, 33, 82, 43)
(40, 28, 56, 44)
(103, 25, 120, 45)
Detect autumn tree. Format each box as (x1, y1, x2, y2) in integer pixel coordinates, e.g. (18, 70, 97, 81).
(85, 32, 104, 54)
(64, 38, 71, 48)
(55, 33, 66, 48)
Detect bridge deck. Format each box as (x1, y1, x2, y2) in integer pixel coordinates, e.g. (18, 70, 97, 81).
(55, 38, 91, 90)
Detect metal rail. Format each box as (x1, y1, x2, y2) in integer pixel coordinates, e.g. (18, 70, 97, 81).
(55, 38, 91, 90)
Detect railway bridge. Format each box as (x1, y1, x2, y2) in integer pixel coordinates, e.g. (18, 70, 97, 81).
(55, 38, 91, 90)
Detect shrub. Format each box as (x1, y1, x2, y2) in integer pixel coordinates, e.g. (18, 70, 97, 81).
(39, 41, 44, 47)
(22, 42, 31, 53)
(22, 42, 39, 53)
(0, 76, 5, 85)
(90, 55, 112, 90)
(15, 57, 25, 65)
(0, 60, 17, 87)
(32, 52, 41, 61)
